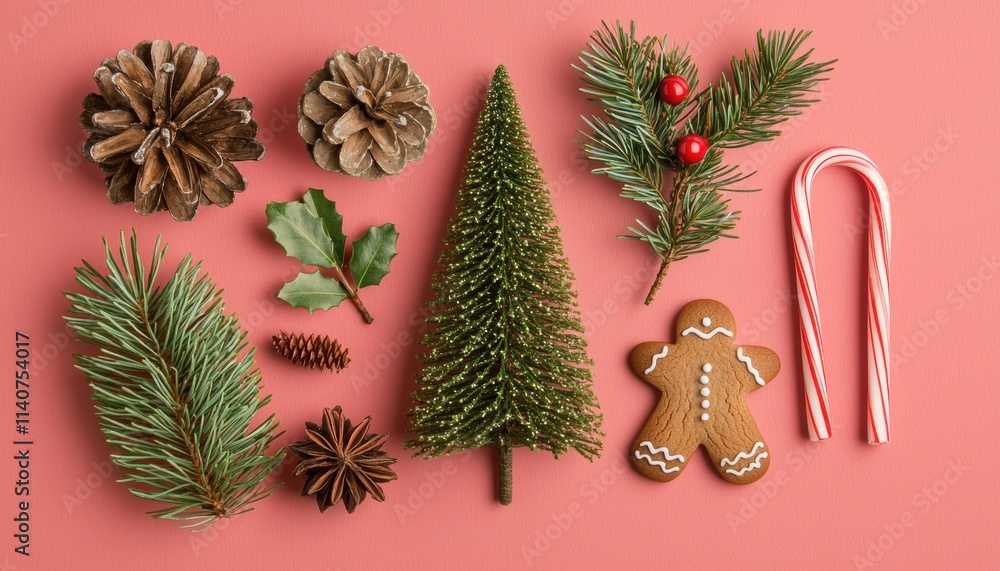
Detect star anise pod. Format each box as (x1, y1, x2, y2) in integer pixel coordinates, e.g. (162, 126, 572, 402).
(290, 406, 397, 513)
(80, 40, 264, 221)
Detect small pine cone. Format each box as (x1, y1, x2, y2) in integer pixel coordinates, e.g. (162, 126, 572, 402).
(272, 332, 350, 373)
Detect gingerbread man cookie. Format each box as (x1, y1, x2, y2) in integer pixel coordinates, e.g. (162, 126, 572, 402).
(629, 299, 780, 484)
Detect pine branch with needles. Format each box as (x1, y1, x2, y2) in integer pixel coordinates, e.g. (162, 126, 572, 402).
(577, 21, 835, 303)
(64, 231, 284, 531)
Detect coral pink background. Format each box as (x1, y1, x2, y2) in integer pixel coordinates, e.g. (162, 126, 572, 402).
(1, 0, 997, 569)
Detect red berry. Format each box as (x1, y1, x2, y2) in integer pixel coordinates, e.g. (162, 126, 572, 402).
(658, 75, 689, 105)
(676, 134, 709, 164)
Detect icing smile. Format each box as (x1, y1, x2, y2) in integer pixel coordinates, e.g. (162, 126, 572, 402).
(681, 317, 734, 339)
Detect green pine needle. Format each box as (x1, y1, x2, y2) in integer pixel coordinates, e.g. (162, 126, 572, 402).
(694, 30, 835, 148)
(406, 66, 603, 505)
(64, 231, 285, 531)
(577, 21, 835, 303)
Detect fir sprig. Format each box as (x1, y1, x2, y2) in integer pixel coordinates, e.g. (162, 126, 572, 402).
(577, 22, 835, 303)
(64, 231, 284, 530)
(694, 30, 832, 147)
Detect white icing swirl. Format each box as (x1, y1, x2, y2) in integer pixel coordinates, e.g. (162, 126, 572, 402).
(635, 441, 685, 474)
(637, 441, 685, 462)
(725, 452, 768, 476)
(644, 345, 670, 374)
(736, 347, 766, 386)
(720, 442, 765, 467)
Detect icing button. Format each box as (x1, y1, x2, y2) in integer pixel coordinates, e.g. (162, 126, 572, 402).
(701, 399, 710, 409)
(702, 363, 712, 373)
(700, 413, 709, 421)
(700, 387, 710, 397)
(702, 317, 712, 327)
(700, 375, 710, 384)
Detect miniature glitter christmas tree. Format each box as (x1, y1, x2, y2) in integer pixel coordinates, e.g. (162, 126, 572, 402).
(406, 66, 603, 505)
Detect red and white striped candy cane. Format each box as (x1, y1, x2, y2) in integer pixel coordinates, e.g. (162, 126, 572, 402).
(791, 147, 891, 444)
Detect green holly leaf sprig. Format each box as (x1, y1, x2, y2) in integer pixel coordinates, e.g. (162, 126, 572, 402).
(266, 189, 399, 324)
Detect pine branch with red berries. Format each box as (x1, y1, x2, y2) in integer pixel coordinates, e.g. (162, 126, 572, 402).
(576, 22, 835, 304)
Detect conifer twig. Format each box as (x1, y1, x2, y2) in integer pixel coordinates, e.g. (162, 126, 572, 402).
(577, 22, 835, 304)
(64, 231, 285, 530)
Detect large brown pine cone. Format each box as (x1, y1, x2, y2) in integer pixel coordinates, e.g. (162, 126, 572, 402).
(79, 40, 264, 221)
(297, 46, 436, 181)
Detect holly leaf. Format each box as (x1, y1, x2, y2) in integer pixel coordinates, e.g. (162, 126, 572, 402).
(277, 271, 347, 312)
(302, 188, 347, 265)
(266, 200, 339, 268)
(349, 223, 399, 289)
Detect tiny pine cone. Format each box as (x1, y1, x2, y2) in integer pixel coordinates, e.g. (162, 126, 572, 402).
(272, 331, 350, 373)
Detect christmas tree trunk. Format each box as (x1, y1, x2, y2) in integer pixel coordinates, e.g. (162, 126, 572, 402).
(406, 66, 603, 505)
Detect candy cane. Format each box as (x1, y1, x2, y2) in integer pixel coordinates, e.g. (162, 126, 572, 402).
(791, 147, 891, 445)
